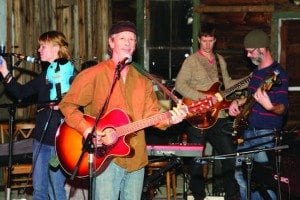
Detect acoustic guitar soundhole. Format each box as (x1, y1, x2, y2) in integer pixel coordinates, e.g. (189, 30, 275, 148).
(95, 145, 109, 157)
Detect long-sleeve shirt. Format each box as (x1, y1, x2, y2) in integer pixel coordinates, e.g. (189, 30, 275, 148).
(248, 62, 289, 129)
(59, 59, 161, 172)
(3, 71, 63, 145)
(175, 51, 244, 118)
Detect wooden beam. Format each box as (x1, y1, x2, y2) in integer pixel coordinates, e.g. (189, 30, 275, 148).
(194, 5, 275, 13)
(200, 0, 288, 5)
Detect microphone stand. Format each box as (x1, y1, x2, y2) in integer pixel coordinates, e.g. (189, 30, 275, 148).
(244, 155, 252, 200)
(69, 61, 126, 200)
(1, 53, 16, 200)
(195, 145, 289, 200)
(6, 102, 16, 200)
(274, 131, 282, 200)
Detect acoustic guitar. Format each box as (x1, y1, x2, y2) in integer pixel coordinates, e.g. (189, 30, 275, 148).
(183, 74, 251, 129)
(55, 99, 211, 177)
(232, 70, 280, 133)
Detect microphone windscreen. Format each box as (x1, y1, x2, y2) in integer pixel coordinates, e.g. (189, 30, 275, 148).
(126, 55, 132, 64)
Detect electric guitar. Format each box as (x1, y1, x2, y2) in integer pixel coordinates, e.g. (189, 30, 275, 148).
(183, 74, 251, 129)
(55, 99, 211, 177)
(232, 70, 280, 133)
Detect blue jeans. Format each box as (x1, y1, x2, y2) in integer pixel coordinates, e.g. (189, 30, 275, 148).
(94, 162, 145, 200)
(32, 139, 66, 200)
(235, 129, 277, 200)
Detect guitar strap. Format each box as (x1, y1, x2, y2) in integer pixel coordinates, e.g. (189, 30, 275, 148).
(215, 53, 225, 90)
(132, 62, 180, 104)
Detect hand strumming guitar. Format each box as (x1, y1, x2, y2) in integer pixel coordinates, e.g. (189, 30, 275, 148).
(83, 126, 118, 147)
(228, 98, 246, 116)
(253, 88, 285, 115)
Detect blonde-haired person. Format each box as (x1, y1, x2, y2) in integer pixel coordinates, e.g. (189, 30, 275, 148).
(0, 30, 76, 200)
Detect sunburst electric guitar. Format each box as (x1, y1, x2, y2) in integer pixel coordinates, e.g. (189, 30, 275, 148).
(55, 99, 211, 177)
(183, 74, 251, 129)
(232, 70, 280, 133)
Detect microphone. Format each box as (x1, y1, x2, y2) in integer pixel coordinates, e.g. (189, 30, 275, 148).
(116, 55, 132, 79)
(118, 55, 132, 67)
(13, 53, 40, 64)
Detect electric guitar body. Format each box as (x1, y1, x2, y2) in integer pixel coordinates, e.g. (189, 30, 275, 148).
(183, 74, 251, 129)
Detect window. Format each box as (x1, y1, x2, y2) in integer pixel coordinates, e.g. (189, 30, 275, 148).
(146, 0, 193, 81)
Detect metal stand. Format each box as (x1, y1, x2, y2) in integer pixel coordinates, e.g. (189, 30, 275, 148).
(182, 170, 189, 200)
(195, 145, 289, 200)
(6, 104, 16, 200)
(245, 155, 253, 200)
(274, 132, 282, 200)
(70, 133, 95, 200)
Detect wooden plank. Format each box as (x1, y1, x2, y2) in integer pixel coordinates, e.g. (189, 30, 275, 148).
(6, 0, 12, 52)
(77, 0, 85, 66)
(93, 0, 110, 61)
(200, 0, 288, 5)
(86, 0, 93, 58)
(194, 5, 275, 13)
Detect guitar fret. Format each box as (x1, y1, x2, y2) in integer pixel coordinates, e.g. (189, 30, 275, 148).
(116, 112, 171, 136)
(220, 75, 251, 97)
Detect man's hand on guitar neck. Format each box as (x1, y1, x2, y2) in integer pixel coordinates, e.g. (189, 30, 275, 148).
(169, 100, 188, 125)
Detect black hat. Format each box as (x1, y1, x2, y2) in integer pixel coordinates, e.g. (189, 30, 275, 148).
(109, 21, 137, 37)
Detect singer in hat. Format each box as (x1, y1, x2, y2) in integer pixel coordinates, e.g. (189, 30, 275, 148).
(59, 20, 187, 200)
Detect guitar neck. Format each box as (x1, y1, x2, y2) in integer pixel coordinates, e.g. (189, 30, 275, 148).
(235, 71, 279, 125)
(219, 74, 251, 98)
(116, 112, 171, 137)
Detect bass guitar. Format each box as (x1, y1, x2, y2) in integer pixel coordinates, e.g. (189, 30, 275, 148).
(232, 70, 280, 133)
(55, 99, 211, 177)
(183, 74, 251, 129)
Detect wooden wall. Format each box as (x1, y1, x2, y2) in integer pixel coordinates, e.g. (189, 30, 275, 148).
(6, 0, 110, 68)
(2, 0, 300, 129)
(194, 0, 300, 129)
(1, 0, 111, 120)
